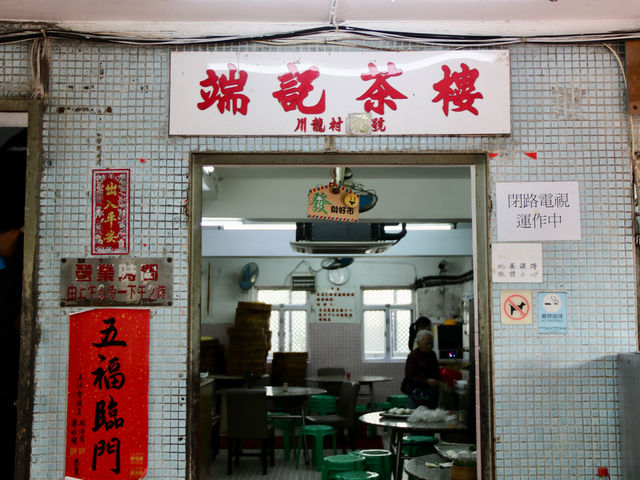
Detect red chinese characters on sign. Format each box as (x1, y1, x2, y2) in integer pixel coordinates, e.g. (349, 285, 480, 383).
(272, 63, 326, 114)
(198, 63, 250, 115)
(356, 62, 407, 115)
(432, 63, 483, 116)
(65, 260, 168, 305)
(65, 308, 149, 480)
(92, 170, 130, 255)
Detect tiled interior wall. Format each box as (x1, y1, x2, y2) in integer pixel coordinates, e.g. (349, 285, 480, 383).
(0, 37, 637, 479)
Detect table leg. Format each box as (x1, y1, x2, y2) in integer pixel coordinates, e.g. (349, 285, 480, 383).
(394, 433, 404, 480)
(300, 403, 310, 464)
(368, 382, 376, 411)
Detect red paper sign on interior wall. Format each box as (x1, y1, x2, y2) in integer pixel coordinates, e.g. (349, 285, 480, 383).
(91, 169, 130, 255)
(65, 308, 149, 480)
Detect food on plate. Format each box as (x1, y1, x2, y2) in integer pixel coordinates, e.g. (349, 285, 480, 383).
(387, 407, 413, 415)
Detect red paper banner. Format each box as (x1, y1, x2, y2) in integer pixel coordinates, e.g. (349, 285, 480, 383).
(65, 308, 149, 480)
(92, 169, 130, 255)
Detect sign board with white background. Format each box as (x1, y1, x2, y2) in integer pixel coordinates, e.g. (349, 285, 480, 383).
(496, 181, 581, 241)
(492, 242, 542, 283)
(170, 51, 510, 135)
(537, 292, 567, 334)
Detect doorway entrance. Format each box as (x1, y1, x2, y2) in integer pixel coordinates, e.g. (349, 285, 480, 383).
(188, 153, 492, 479)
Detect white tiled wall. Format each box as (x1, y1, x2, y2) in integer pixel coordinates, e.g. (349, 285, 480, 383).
(0, 37, 636, 479)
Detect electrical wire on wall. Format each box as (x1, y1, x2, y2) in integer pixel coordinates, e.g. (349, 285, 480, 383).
(603, 43, 640, 245)
(0, 23, 640, 47)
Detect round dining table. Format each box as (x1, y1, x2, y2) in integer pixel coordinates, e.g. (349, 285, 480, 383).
(358, 411, 467, 480)
(404, 453, 453, 480)
(304, 374, 392, 410)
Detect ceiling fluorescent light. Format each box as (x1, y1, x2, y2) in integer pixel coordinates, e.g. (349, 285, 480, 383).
(201, 217, 296, 230)
(385, 223, 453, 232)
(406, 223, 453, 231)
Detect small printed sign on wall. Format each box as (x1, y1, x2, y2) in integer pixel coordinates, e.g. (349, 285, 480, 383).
(537, 292, 567, 334)
(492, 242, 542, 283)
(500, 290, 533, 325)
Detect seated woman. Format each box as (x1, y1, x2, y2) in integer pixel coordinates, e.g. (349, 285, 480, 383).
(403, 329, 440, 409)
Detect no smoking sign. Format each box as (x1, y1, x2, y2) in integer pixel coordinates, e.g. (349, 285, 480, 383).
(500, 290, 532, 325)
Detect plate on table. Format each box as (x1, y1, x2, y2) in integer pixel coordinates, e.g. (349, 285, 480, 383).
(434, 442, 476, 461)
(380, 408, 413, 419)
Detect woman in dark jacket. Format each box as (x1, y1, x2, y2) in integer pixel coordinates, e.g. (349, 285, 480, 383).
(403, 329, 440, 409)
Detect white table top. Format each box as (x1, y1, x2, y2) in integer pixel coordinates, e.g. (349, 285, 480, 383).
(358, 411, 467, 433)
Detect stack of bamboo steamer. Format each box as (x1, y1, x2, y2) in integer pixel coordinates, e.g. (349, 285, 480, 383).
(271, 352, 308, 386)
(226, 301, 272, 376)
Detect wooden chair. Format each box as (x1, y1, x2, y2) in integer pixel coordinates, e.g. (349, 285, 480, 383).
(224, 388, 275, 475)
(317, 367, 346, 396)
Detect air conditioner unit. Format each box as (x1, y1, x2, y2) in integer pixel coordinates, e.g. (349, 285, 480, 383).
(290, 222, 407, 255)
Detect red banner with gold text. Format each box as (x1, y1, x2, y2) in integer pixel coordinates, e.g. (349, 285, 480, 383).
(65, 308, 149, 480)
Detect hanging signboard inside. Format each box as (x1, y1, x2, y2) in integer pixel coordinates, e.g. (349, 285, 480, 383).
(169, 50, 511, 136)
(65, 308, 149, 480)
(307, 183, 359, 222)
(496, 181, 581, 241)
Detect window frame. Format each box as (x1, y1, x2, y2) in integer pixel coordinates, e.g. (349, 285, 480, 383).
(257, 288, 310, 358)
(361, 287, 415, 362)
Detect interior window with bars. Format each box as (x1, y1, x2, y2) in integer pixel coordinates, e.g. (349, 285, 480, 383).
(362, 288, 413, 360)
(257, 289, 309, 357)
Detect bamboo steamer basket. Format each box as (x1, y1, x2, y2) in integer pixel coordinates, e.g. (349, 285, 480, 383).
(226, 326, 268, 376)
(234, 301, 272, 330)
(271, 352, 308, 386)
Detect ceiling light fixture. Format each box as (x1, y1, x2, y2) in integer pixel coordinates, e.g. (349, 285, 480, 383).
(385, 223, 454, 232)
(201, 218, 296, 230)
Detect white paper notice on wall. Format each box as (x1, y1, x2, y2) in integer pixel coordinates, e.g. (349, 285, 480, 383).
(496, 181, 581, 241)
(315, 287, 355, 323)
(492, 243, 542, 283)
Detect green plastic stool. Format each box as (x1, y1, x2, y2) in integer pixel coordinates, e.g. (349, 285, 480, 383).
(321, 453, 366, 480)
(349, 449, 393, 480)
(268, 412, 299, 461)
(386, 394, 410, 408)
(335, 471, 381, 479)
(296, 425, 338, 471)
(375, 401, 392, 411)
(401, 435, 439, 457)
(308, 394, 339, 414)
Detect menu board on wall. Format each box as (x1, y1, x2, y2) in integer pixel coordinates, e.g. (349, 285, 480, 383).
(315, 287, 355, 322)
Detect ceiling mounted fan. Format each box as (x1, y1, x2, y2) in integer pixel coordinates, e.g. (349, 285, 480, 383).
(321, 257, 354, 270)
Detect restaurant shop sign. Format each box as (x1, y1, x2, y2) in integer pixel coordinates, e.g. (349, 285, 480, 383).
(65, 308, 149, 480)
(60, 257, 173, 307)
(170, 51, 510, 135)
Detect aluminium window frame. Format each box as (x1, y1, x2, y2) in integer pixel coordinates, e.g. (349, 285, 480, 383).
(362, 287, 414, 361)
(257, 288, 310, 356)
